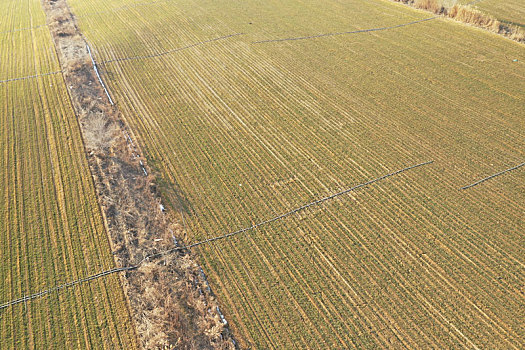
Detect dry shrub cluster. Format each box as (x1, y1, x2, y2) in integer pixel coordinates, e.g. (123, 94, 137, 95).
(41, 0, 237, 348)
(447, 4, 525, 42)
(413, 0, 446, 14)
(448, 4, 496, 27)
(136, 256, 232, 349)
(393, 0, 525, 42)
(83, 113, 117, 150)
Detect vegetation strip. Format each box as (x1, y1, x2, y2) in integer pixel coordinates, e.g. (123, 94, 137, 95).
(102, 33, 245, 64)
(0, 70, 63, 84)
(0, 160, 433, 310)
(460, 162, 525, 190)
(253, 17, 437, 43)
(42, 0, 237, 347)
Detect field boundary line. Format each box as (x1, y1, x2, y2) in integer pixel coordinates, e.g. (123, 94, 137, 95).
(0, 70, 63, 84)
(102, 33, 245, 64)
(252, 16, 437, 44)
(460, 162, 525, 190)
(0, 160, 432, 310)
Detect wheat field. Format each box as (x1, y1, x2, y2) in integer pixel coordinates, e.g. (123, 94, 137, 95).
(2, 0, 523, 348)
(0, 0, 137, 348)
(65, 0, 525, 348)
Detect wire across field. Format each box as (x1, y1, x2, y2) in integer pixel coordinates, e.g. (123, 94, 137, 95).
(0, 70, 63, 84)
(67, 0, 525, 348)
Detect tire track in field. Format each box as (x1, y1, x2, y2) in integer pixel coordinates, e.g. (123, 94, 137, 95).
(340, 154, 523, 345)
(243, 227, 352, 346)
(312, 209, 461, 347)
(361, 198, 520, 347)
(367, 171, 524, 345)
(290, 187, 446, 347)
(319, 206, 483, 348)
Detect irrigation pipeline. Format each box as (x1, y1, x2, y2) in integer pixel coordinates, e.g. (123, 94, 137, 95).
(186, 160, 434, 248)
(85, 43, 114, 105)
(0, 23, 48, 34)
(0, 266, 135, 310)
(102, 33, 245, 64)
(1, 16, 436, 81)
(460, 162, 525, 190)
(0, 70, 63, 84)
(0, 160, 432, 310)
(252, 16, 437, 44)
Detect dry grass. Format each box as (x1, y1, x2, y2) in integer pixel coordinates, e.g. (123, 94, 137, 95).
(414, 0, 445, 14)
(448, 5, 500, 30)
(448, 4, 525, 42)
(394, 0, 524, 42)
(83, 113, 117, 151)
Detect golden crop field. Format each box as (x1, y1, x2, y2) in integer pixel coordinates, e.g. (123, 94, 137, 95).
(0, 0, 137, 348)
(66, 0, 525, 348)
(464, 0, 525, 26)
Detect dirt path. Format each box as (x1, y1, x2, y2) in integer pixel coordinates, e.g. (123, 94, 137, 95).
(40, 0, 236, 348)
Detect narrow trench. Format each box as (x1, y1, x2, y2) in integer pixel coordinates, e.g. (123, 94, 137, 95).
(39, 0, 237, 348)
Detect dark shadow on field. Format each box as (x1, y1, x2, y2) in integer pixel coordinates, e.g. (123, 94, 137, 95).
(147, 156, 193, 216)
